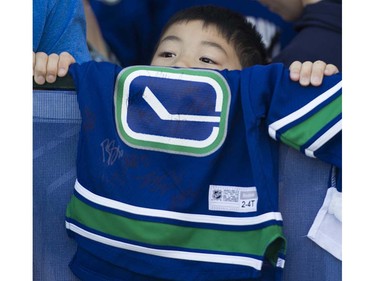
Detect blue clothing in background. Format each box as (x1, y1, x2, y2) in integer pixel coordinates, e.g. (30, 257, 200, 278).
(271, 1, 342, 280)
(89, 0, 296, 67)
(273, 0, 342, 70)
(33, 0, 91, 63)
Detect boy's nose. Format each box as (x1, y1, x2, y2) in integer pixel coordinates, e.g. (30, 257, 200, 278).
(172, 57, 193, 68)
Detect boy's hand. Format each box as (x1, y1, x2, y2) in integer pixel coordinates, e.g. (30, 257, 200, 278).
(289, 60, 339, 87)
(33, 52, 76, 85)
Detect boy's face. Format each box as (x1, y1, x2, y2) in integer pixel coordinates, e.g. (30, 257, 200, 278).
(151, 20, 242, 70)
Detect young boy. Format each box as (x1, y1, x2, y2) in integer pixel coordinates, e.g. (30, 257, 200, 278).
(150, 4, 338, 85)
(62, 5, 341, 281)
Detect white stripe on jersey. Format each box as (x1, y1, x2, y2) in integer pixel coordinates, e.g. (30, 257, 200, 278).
(75, 180, 283, 226)
(66, 222, 264, 270)
(268, 80, 342, 140)
(305, 120, 342, 157)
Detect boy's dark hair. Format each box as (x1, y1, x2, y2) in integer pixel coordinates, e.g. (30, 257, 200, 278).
(155, 5, 267, 68)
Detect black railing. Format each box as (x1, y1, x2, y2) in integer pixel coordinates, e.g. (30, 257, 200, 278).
(33, 74, 75, 90)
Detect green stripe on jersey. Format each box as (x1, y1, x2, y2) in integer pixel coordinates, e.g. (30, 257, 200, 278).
(66, 195, 284, 257)
(280, 95, 341, 150)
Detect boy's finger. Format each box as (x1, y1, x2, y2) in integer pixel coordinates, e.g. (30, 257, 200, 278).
(310, 60, 326, 86)
(289, 61, 302, 81)
(57, 52, 76, 77)
(299, 61, 313, 86)
(33, 52, 48, 85)
(33, 52, 36, 75)
(324, 64, 339, 76)
(46, 53, 59, 83)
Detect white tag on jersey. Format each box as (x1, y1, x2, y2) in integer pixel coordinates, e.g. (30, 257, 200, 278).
(276, 257, 285, 268)
(208, 185, 258, 213)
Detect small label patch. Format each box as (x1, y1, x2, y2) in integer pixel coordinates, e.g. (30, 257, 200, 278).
(208, 185, 258, 213)
(276, 258, 285, 268)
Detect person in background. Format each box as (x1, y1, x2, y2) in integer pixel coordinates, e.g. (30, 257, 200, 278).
(32, 0, 336, 88)
(257, 1, 342, 280)
(33, 0, 91, 85)
(82, 0, 119, 63)
(87, 0, 296, 67)
(83, 0, 340, 88)
(260, 0, 342, 70)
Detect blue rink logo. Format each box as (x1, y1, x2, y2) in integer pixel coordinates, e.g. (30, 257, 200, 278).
(114, 66, 231, 156)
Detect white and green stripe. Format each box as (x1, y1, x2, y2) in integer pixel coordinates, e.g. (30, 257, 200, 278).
(73, 180, 282, 226)
(66, 180, 285, 269)
(268, 81, 342, 154)
(66, 222, 265, 270)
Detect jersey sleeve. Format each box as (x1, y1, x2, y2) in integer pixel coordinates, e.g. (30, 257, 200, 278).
(68, 61, 123, 92)
(68, 61, 123, 127)
(243, 64, 342, 168)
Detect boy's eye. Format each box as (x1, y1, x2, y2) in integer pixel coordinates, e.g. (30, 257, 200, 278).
(200, 57, 216, 64)
(159, 52, 175, 58)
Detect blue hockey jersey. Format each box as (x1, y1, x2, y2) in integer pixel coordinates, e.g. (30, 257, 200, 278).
(65, 61, 342, 281)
